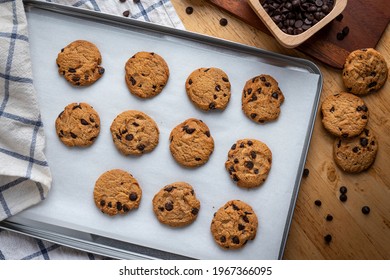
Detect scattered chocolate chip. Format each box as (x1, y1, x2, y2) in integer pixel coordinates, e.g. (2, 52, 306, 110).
(98, 67, 105, 75)
(324, 234, 332, 244)
(362, 206, 370, 215)
(336, 32, 344, 40)
(342, 26, 349, 36)
(185, 6, 193, 15)
(326, 214, 333, 221)
(339, 193, 348, 202)
(314, 200, 322, 206)
(336, 13, 343, 21)
(339, 186, 348, 194)
(303, 168, 310, 177)
(123, 10, 130, 17)
(219, 18, 228, 26)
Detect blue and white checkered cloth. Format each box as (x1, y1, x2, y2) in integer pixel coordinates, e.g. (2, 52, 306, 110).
(0, 0, 183, 260)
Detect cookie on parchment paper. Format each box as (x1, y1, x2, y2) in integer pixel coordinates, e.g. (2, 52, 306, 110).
(333, 128, 378, 173)
(225, 139, 272, 188)
(321, 92, 369, 138)
(125, 51, 170, 98)
(93, 169, 142, 216)
(342, 48, 388, 95)
(152, 182, 201, 227)
(185, 67, 231, 111)
(242, 74, 284, 123)
(210, 200, 258, 250)
(56, 40, 105, 86)
(110, 110, 159, 156)
(55, 102, 100, 147)
(169, 118, 214, 168)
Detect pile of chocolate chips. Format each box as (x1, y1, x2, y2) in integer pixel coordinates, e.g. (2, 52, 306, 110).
(260, 0, 335, 35)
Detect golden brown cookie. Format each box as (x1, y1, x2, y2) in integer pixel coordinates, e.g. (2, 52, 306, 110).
(152, 182, 201, 227)
(56, 40, 105, 86)
(125, 51, 170, 98)
(185, 67, 231, 111)
(55, 102, 100, 147)
(169, 118, 214, 168)
(321, 92, 369, 138)
(110, 110, 159, 156)
(225, 139, 272, 188)
(93, 169, 142, 216)
(242, 74, 284, 123)
(342, 48, 388, 95)
(333, 128, 378, 173)
(210, 200, 258, 250)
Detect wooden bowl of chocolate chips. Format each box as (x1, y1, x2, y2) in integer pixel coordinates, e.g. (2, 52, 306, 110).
(248, 0, 348, 48)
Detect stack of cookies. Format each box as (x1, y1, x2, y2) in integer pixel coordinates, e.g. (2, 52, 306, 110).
(321, 48, 388, 173)
(54, 39, 290, 252)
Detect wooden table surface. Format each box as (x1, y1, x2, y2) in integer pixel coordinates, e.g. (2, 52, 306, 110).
(171, 0, 390, 260)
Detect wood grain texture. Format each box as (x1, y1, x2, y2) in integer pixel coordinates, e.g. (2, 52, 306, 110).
(206, 0, 390, 68)
(171, 0, 390, 259)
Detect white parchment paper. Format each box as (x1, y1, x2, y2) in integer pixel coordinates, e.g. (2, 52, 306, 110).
(15, 8, 320, 259)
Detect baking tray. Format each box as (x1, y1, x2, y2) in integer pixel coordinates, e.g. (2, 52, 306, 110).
(0, 0, 322, 259)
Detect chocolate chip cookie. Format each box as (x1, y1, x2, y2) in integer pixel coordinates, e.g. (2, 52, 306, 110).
(110, 110, 159, 156)
(342, 48, 388, 95)
(152, 182, 200, 227)
(333, 128, 378, 173)
(125, 51, 170, 98)
(242, 74, 284, 123)
(55, 102, 100, 147)
(56, 40, 105, 86)
(225, 139, 272, 188)
(210, 200, 258, 250)
(169, 118, 214, 168)
(93, 169, 142, 216)
(321, 92, 369, 138)
(185, 67, 231, 111)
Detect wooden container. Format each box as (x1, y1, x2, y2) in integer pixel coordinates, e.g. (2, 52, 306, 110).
(247, 0, 348, 48)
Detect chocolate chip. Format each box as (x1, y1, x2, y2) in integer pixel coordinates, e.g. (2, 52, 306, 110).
(136, 144, 145, 151)
(303, 168, 310, 177)
(72, 76, 80, 82)
(165, 202, 173, 211)
(164, 186, 175, 192)
(183, 126, 196, 134)
(188, 79, 192, 85)
(116, 202, 123, 211)
(219, 18, 228, 26)
(98, 67, 105, 75)
(100, 200, 105, 207)
(336, 32, 344, 40)
(247, 140, 253, 146)
(314, 200, 322, 206)
(129, 192, 138, 201)
(238, 224, 245, 231)
(362, 206, 370, 215)
(70, 132, 77, 139)
(205, 131, 210, 137)
(352, 146, 360, 153)
(232, 204, 239, 211)
(195, 157, 202, 161)
(360, 138, 368, 147)
(122, 205, 129, 212)
(244, 161, 254, 170)
(89, 116, 95, 123)
(250, 151, 257, 159)
(222, 77, 229, 82)
(125, 134, 134, 141)
(191, 208, 199, 215)
(119, 0, 126, 2)
(336, 13, 343, 21)
(342, 26, 349, 36)
(209, 102, 216, 110)
(250, 113, 257, 119)
(232, 236, 240, 244)
(339, 193, 347, 202)
(330, 106, 335, 113)
(326, 214, 333, 221)
(132, 122, 139, 127)
(158, 206, 164, 212)
(231, 143, 237, 150)
(342, 133, 349, 138)
(185, 6, 193, 15)
(68, 68, 76, 73)
(215, 85, 221, 91)
(123, 10, 130, 17)
(271, 92, 279, 99)
(220, 236, 226, 243)
(107, 202, 112, 208)
(339, 186, 347, 194)
(324, 234, 332, 244)
(254, 169, 259, 174)
(368, 81, 377, 88)
(242, 215, 249, 223)
(80, 119, 88, 125)
(204, 68, 210, 72)
(130, 76, 136, 85)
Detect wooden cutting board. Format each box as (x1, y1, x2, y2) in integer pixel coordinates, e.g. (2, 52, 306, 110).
(206, 0, 390, 69)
